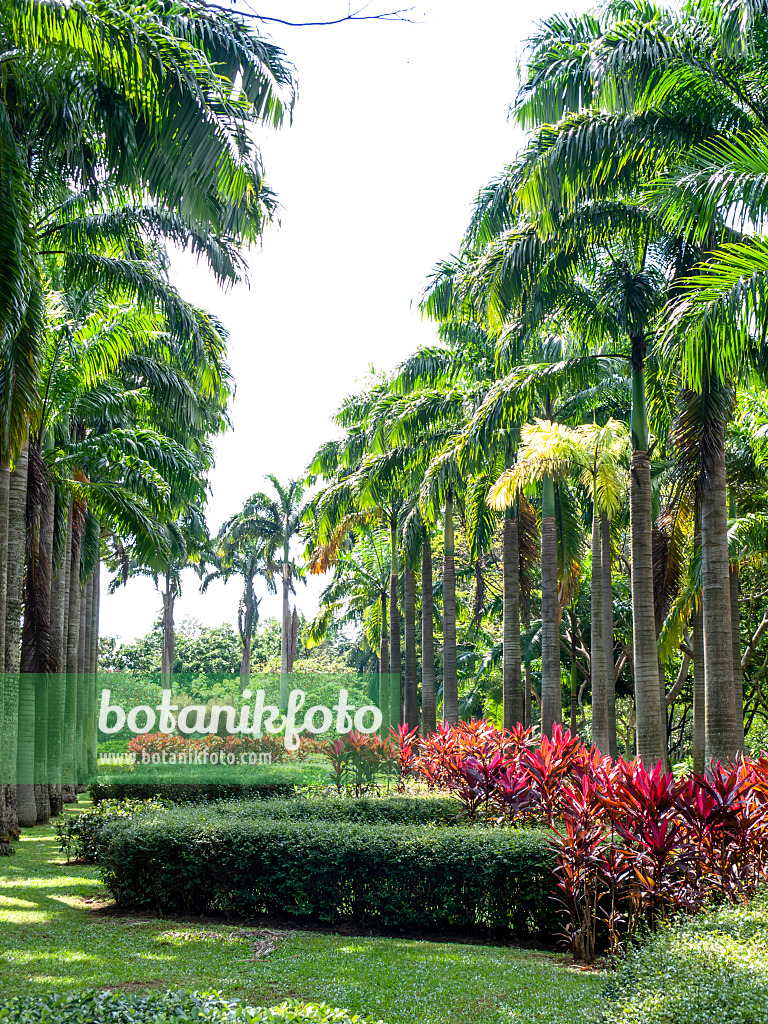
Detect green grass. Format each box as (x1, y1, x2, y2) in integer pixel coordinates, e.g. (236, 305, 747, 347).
(0, 798, 603, 1024)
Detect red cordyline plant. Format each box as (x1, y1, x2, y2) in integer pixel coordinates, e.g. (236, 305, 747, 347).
(405, 722, 768, 963)
(314, 731, 399, 795)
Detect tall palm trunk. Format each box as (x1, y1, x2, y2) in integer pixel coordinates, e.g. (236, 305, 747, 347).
(63, 505, 83, 796)
(279, 552, 291, 710)
(590, 513, 608, 753)
(701, 431, 738, 762)
(629, 345, 667, 768)
(502, 510, 523, 729)
(730, 564, 744, 752)
(379, 590, 390, 736)
(540, 474, 561, 736)
(239, 576, 254, 685)
(421, 535, 436, 734)
(161, 572, 175, 693)
(389, 519, 401, 728)
(0, 461, 11, 845)
(76, 576, 87, 787)
(8, 447, 31, 827)
(60, 505, 76, 803)
(442, 489, 458, 725)
(601, 514, 617, 758)
(85, 568, 99, 783)
(403, 566, 418, 729)
(46, 488, 63, 816)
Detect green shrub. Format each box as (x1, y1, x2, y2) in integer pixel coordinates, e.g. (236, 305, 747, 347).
(602, 890, 768, 1024)
(213, 794, 461, 826)
(98, 807, 558, 937)
(91, 765, 310, 804)
(54, 798, 168, 862)
(0, 990, 384, 1023)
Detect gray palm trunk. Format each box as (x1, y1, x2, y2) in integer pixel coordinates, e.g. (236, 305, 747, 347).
(76, 576, 87, 786)
(379, 590, 390, 736)
(0, 461, 10, 844)
(161, 575, 174, 692)
(279, 553, 291, 710)
(8, 447, 34, 828)
(389, 521, 401, 729)
(590, 514, 608, 753)
(239, 577, 254, 684)
(420, 535, 436, 734)
(629, 449, 668, 769)
(701, 435, 739, 762)
(63, 510, 82, 795)
(442, 490, 458, 725)
(730, 565, 744, 752)
(61, 506, 76, 802)
(403, 566, 418, 730)
(540, 475, 561, 737)
(502, 512, 523, 730)
(47, 492, 64, 816)
(692, 593, 705, 774)
(524, 662, 532, 729)
(601, 514, 617, 758)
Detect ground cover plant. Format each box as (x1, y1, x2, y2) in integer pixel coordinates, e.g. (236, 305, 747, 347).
(0, 802, 602, 1024)
(600, 889, 768, 1024)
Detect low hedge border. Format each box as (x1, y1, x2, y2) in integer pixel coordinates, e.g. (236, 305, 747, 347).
(57, 796, 461, 863)
(90, 766, 308, 804)
(98, 808, 558, 937)
(601, 889, 768, 1024)
(0, 990, 384, 1023)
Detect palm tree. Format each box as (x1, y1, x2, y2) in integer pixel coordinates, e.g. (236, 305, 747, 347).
(238, 478, 309, 708)
(202, 516, 276, 683)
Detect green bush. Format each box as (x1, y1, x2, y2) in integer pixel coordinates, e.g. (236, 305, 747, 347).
(213, 794, 461, 826)
(0, 990, 384, 1023)
(91, 765, 311, 804)
(602, 890, 768, 1024)
(54, 798, 168, 862)
(98, 807, 558, 937)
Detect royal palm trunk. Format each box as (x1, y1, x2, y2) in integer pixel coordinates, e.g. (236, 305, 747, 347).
(279, 551, 291, 710)
(540, 474, 560, 736)
(421, 535, 436, 734)
(8, 447, 32, 827)
(590, 513, 608, 753)
(629, 348, 667, 769)
(701, 433, 739, 761)
(161, 573, 174, 693)
(502, 510, 523, 729)
(63, 509, 82, 796)
(379, 590, 390, 736)
(730, 564, 744, 752)
(403, 566, 418, 730)
(389, 520, 401, 729)
(601, 514, 617, 758)
(0, 461, 10, 842)
(76, 579, 87, 787)
(442, 489, 458, 725)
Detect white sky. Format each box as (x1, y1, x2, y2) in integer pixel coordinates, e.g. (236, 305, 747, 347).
(99, 0, 589, 643)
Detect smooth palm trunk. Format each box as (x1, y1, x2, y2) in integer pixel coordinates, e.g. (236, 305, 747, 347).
(63, 509, 82, 796)
(403, 567, 418, 730)
(76, 580, 87, 786)
(502, 512, 523, 729)
(590, 514, 608, 753)
(629, 449, 667, 769)
(379, 591, 390, 736)
(0, 461, 10, 844)
(701, 435, 739, 762)
(421, 536, 436, 734)
(8, 447, 33, 827)
(540, 475, 561, 736)
(161, 576, 174, 693)
(389, 522, 401, 729)
(601, 514, 617, 758)
(730, 565, 744, 753)
(442, 490, 458, 725)
(279, 557, 291, 710)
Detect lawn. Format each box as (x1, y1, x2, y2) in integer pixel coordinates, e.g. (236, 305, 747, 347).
(0, 799, 603, 1024)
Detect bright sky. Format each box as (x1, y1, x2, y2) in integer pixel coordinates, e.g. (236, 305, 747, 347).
(99, 0, 590, 643)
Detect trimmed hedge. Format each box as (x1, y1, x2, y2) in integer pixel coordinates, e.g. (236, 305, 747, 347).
(602, 890, 768, 1024)
(98, 808, 558, 936)
(90, 765, 308, 804)
(212, 795, 461, 826)
(0, 990, 384, 1023)
(55, 798, 168, 862)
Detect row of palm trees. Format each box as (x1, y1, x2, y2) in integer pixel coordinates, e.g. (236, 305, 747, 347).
(305, 0, 768, 768)
(0, 0, 294, 846)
